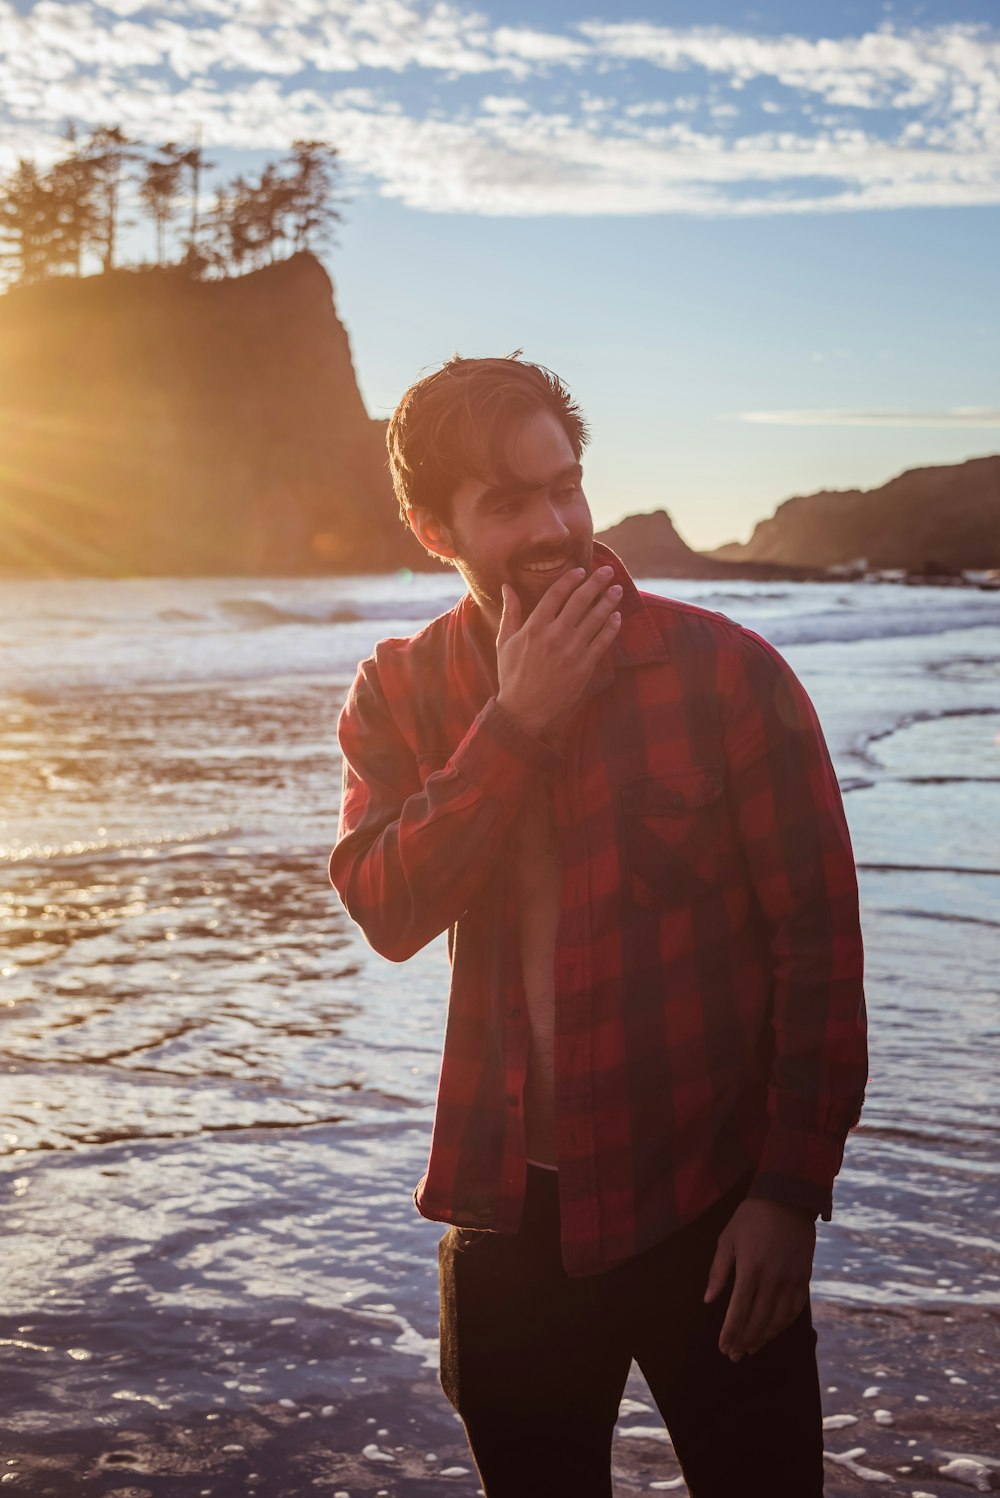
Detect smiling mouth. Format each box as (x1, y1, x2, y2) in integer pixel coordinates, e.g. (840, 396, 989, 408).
(519, 557, 570, 577)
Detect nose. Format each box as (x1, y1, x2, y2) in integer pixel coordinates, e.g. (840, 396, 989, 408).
(528, 498, 571, 551)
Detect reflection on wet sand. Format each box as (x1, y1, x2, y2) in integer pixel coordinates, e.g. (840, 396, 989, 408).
(2, 576, 999, 1494)
(2, 851, 373, 1151)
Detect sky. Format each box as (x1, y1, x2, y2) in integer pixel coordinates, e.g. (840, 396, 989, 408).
(1, 0, 998, 548)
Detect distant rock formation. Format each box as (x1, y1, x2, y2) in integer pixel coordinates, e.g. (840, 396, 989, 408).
(0, 252, 424, 576)
(709, 456, 1000, 573)
(595, 509, 824, 580)
(4, 257, 995, 582)
(597, 509, 697, 571)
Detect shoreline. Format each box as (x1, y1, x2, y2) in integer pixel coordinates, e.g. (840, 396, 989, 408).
(3, 577, 997, 1497)
(2, 1302, 996, 1496)
(0, 566, 997, 589)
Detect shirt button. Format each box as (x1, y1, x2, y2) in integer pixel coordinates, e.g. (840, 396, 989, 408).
(506, 1093, 519, 1108)
(509, 1006, 521, 1019)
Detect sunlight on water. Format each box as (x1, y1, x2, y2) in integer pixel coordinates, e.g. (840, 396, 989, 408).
(1, 573, 998, 1459)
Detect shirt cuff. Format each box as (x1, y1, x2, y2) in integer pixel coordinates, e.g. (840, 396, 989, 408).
(450, 696, 564, 798)
(746, 1123, 848, 1222)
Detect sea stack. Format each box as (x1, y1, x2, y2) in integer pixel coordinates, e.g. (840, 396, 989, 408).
(0, 252, 422, 576)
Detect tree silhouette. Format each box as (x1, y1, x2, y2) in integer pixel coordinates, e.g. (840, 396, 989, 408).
(49, 127, 101, 276)
(285, 140, 344, 253)
(0, 160, 56, 285)
(0, 131, 347, 289)
(255, 162, 296, 262)
(207, 163, 297, 272)
(87, 125, 143, 271)
(168, 134, 216, 267)
(139, 150, 184, 265)
(206, 174, 253, 274)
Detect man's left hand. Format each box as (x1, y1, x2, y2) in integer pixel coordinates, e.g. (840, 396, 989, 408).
(703, 1198, 816, 1362)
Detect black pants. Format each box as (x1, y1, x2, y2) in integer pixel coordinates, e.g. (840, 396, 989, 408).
(439, 1166, 824, 1497)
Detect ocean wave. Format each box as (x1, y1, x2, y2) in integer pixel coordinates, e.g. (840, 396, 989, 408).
(738, 599, 1000, 648)
(218, 595, 448, 628)
(4, 578, 998, 698)
(659, 589, 794, 608)
(0, 825, 235, 867)
(215, 586, 1000, 643)
(857, 859, 1000, 876)
(877, 905, 1000, 929)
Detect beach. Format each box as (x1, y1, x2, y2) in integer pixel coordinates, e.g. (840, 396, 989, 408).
(1, 572, 998, 1496)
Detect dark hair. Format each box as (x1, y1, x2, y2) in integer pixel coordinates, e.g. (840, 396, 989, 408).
(386, 351, 590, 524)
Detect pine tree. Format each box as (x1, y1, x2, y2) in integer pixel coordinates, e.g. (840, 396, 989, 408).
(0, 132, 348, 288)
(171, 135, 216, 270)
(50, 125, 101, 275)
(253, 162, 296, 263)
(87, 125, 143, 272)
(285, 140, 345, 253)
(208, 164, 296, 271)
(139, 151, 184, 265)
(0, 160, 58, 285)
(207, 175, 255, 274)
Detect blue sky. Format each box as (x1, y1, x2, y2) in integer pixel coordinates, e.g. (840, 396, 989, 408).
(1, 0, 997, 547)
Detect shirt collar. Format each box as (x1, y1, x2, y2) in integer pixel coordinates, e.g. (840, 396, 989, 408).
(596, 541, 671, 671)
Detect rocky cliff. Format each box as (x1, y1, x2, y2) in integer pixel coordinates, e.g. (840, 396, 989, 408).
(5, 258, 993, 580)
(595, 509, 824, 580)
(710, 455, 1000, 573)
(0, 253, 423, 576)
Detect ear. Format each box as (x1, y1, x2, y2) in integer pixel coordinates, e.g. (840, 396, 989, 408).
(407, 505, 459, 562)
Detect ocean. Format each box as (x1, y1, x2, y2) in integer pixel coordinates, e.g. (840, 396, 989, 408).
(1, 572, 998, 1495)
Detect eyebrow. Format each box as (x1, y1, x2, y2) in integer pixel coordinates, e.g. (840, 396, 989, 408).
(475, 462, 583, 509)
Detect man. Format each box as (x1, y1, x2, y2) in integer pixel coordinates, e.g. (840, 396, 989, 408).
(329, 354, 867, 1497)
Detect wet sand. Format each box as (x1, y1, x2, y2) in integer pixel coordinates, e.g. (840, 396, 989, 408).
(3, 576, 999, 1497)
(2, 1303, 997, 1495)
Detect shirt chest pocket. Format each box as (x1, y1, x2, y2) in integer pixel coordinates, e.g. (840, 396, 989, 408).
(620, 765, 726, 910)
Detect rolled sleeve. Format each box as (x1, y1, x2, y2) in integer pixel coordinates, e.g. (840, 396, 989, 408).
(723, 625, 868, 1221)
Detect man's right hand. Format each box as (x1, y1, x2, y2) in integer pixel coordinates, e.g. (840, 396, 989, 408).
(496, 564, 623, 738)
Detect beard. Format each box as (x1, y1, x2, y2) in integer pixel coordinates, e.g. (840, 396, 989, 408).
(455, 534, 595, 617)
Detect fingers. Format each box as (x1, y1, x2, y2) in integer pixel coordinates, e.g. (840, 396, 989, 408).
(496, 583, 522, 647)
(703, 1232, 733, 1305)
(581, 608, 622, 663)
(523, 563, 621, 652)
(725, 1286, 808, 1361)
(577, 585, 623, 647)
(528, 565, 589, 625)
(557, 564, 618, 629)
(729, 1285, 779, 1362)
(718, 1268, 756, 1361)
(710, 1200, 815, 1361)
(743, 1290, 800, 1358)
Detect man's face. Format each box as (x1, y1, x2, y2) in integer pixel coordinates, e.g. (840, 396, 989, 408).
(438, 408, 595, 621)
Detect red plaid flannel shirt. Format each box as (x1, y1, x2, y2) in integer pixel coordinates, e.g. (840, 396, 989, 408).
(329, 544, 867, 1276)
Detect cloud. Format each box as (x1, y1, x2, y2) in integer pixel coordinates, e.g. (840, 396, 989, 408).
(0, 4, 998, 217)
(736, 407, 1000, 427)
(480, 93, 528, 110)
(576, 20, 1000, 118)
(493, 25, 590, 67)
